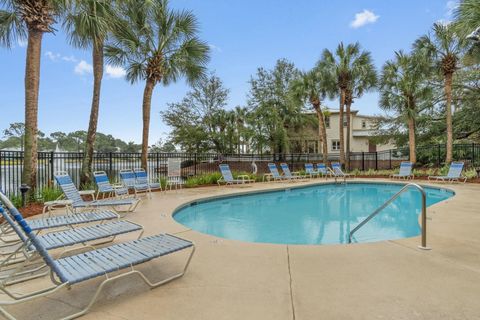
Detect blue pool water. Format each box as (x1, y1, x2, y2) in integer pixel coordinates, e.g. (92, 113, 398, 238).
(173, 183, 454, 245)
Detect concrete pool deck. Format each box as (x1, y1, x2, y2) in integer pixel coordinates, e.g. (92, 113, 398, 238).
(3, 179, 480, 319)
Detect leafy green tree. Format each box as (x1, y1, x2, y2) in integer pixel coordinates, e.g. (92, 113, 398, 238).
(318, 42, 370, 166)
(64, 0, 119, 184)
(247, 59, 301, 154)
(3, 122, 25, 150)
(343, 49, 377, 169)
(122, 141, 141, 153)
(150, 138, 176, 153)
(106, 0, 209, 169)
(162, 74, 233, 153)
(0, 0, 70, 190)
(290, 70, 330, 163)
(379, 51, 432, 163)
(414, 22, 467, 163)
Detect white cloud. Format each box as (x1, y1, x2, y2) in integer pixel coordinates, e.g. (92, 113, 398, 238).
(62, 55, 77, 62)
(45, 51, 61, 61)
(74, 60, 93, 75)
(105, 65, 126, 78)
(350, 9, 379, 29)
(208, 44, 222, 53)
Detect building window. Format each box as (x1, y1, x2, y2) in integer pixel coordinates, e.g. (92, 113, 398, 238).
(361, 120, 367, 129)
(325, 116, 330, 128)
(331, 140, 340, 151)
(343, 115, 348, 127)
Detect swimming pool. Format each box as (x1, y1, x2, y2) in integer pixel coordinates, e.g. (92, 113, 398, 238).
(173, 183, 454, 245)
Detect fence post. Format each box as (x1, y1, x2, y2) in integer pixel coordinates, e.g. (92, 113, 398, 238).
(194, 153, 197, 176)
(375, 152, 378, 170)
(360, 152, 364, 171)
(389, 149, 392, 169)
(109, 152, 113, 177)
(472, 143, 475, 166)
(50, 151, 54, 183)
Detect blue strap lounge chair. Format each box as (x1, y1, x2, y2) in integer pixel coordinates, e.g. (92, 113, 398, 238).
(55, 172, 140, 213)
(280, 163, 303, 181)
(133, 168, 162, 197)
(316, 163, 332, 178)
(390, 162, 414, 180)
(119, 169, 150, 197)
(267, 163, 286, 181)
(0, 192, 195, 320)
(331, 162, 353, 182)
(428, 161, 467, 183)
(304, 163, 320, 178)
(218, 164, 255, 186)
(93, 171, 129, 200)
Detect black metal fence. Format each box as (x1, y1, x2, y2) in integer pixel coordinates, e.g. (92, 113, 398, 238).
(1, 143, 479, 197)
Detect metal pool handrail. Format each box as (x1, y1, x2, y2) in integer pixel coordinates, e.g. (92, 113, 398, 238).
(348, 183, 430, 250)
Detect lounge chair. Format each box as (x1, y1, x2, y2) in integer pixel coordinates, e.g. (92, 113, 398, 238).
(0, 192, 195, 320)
(390, 162, 414, 180)
(119, 169, 150, 197)
(55, 172, 140, 213)
(304, 163, 320, 178)
(93, 171, 130, 199)
(280, 163, 303, 180)
(316, 163, 332, 178)
(428, 161, 467, 183)
(134, 168, 162, 197)
(218, 164, 255, 186)
(267, 163, 286, 181)
(331, 162, 353, 182)
(166, 158, 184, 190)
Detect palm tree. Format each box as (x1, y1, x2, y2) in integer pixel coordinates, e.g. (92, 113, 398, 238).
(0, 0, 69, 191)
(106, 0, 209, 169)
(453, 0, 480, 38)
(64, 0, 118, 186)
(318, 42, 364, 166)
(290, 70, 329, 163)
(379, 51, 431, 163)
(344, 51, 377, 170)
(414, 22, 467, 164)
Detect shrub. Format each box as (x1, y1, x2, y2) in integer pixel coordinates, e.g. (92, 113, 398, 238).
(37, 187, 63, 202)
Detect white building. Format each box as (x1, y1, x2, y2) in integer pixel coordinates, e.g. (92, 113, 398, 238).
(289, 109, 394, 153)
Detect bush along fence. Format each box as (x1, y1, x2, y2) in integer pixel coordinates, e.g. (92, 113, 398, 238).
(1, 143, 479, 197)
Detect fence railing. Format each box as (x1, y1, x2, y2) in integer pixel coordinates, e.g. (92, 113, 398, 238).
(1, 143, 479, 197)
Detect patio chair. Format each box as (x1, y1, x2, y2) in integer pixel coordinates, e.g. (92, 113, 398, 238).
(133, 168, 162, 197)
(0, 192, 195, 320)
(304, 163, 320, 178)
(390, 162, 414, 180)
(316, 163, 332, 178)
(267, 163, 286, 181)
(428, 161, 467, 183)
(119, 169, 150, 197)
(166, 158, 184, 191)
(93, 171, 130, 200)
(55, 172, 140, 214)
(218, 164, 254, 186)
(280, 163, 303, 181)
(331, 162, 353, 182)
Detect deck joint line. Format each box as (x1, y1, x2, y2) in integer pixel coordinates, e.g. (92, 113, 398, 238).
(286, 245, 296, 320)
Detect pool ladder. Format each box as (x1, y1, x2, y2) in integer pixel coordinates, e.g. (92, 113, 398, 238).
(348, 183, 431, 250)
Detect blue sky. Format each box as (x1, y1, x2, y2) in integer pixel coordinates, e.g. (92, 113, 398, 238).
(0, 0, 456, 143)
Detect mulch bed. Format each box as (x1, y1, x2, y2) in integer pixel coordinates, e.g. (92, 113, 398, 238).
(18, 202, 44, 219)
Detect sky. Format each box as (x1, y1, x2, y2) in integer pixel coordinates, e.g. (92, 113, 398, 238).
(0, 0, 457, 144)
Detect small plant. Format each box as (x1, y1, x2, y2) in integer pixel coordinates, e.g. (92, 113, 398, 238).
(37, 186, 63, 202)
(464, 168, 477, 179)
(9, 195, 23, 208)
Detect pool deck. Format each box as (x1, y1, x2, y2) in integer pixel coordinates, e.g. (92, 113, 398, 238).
(5, 178, 480, 319)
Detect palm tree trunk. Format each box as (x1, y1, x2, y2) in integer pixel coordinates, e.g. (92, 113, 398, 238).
(445, 72, 453, 164)
(345, 101, 351, 170)
(313, 102, 328, 164)
(22, 29, 43, 192)
(339, 89, 346, 165)
(407, 115, 416, 163)
(141, 79, 156, 170)
(80, 43, 104, 186)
